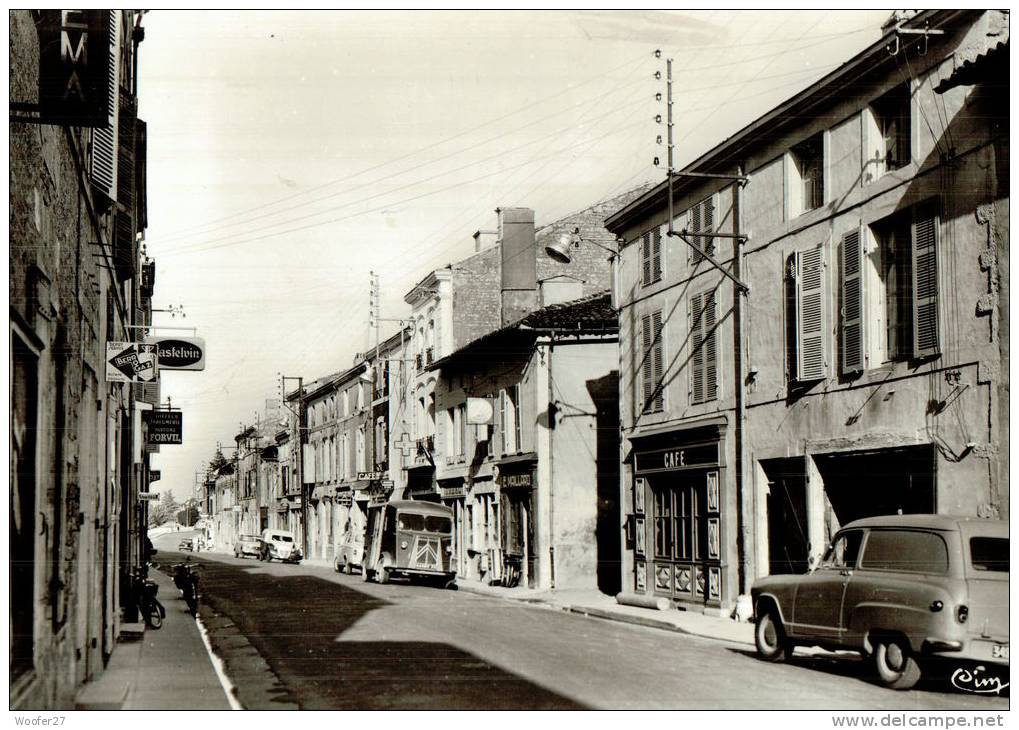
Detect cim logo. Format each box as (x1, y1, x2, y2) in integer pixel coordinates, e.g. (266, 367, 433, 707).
(147, 336, 206, 371)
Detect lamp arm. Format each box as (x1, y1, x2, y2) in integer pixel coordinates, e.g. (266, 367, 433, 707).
(584, 239, 618, 256)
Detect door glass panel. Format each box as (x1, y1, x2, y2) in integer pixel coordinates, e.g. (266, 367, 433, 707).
(821, 530, 864, 569)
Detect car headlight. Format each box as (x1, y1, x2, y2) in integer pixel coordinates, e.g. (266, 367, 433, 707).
(400, 540, 409, 550)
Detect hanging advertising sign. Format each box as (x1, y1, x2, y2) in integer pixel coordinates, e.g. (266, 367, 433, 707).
(37, 10, 115, 127)
(336, 492, 353, 508)
(466, 397, 495, 425)
(138, 492, 160, 501)
(149, 470, 161, 483)
(145, 336, 206, 371)
(143, 410, 182, 445)
(106, 342, 158, 383)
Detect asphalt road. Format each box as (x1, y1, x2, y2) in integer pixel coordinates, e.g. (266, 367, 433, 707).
(150, 535, 1009, 710)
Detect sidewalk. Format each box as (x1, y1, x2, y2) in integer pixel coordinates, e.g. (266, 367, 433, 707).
(455, 581, 756, 646)
(75, 569, 235, 710)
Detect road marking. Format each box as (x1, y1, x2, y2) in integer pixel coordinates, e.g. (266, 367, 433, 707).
(196, 615, 244, 710)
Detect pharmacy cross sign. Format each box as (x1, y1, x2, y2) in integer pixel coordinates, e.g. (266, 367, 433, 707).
(395, 431, 416, 466)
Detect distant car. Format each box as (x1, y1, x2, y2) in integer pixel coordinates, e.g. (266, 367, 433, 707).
(258, 528, 302, 564)
(178, 538, 194, 552)
(752, 514, 1009, 690)
(334, 515, 365, 575)
(233, 534, 261, 559)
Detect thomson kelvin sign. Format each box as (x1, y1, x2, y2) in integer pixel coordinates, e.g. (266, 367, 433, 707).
(145, 336, 206, 371)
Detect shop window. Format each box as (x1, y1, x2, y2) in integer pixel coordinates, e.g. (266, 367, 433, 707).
(640, 310, 664, 413)
(11, 332, 39, 679)
(500, 386, 521, 454)
(689, 291, 718, 403)
(789, 133, 825, 216)
(870, 84, 911, 173)
(871, 202, 940, 362)
(640, 227, 662, 286)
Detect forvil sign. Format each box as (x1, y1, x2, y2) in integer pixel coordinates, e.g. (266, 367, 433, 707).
(37, 10, 112, 126)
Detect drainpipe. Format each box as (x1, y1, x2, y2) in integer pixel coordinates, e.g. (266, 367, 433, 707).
(733, 167, 749, 596)
(546, 337, 555, 590)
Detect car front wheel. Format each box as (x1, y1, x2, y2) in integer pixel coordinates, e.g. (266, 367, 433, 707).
(754, 609, 790, 662)
(874, 637, 921, 690)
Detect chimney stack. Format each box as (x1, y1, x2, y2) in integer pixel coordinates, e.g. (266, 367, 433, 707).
(473, 229, 498, 252)
(498, 207, 536, 324)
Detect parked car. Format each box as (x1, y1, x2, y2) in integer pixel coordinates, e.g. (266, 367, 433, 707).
(752, 514, 1009, 690)
(233, 534, 261, 559)
(360, 499, 456, 587)
(258, 528, 302, 564)
(178, 538, 194, 552)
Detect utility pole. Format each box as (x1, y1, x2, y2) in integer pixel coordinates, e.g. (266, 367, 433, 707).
(280, 374, 307, 554)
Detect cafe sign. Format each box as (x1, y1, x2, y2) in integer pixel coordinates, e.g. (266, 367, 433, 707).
(634, 442, 720, 474)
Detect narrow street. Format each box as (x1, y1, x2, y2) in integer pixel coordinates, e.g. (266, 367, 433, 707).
(155, 538, 1009, 711)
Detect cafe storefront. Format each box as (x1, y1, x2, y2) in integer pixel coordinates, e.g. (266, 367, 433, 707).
(630, 423, 726, 609)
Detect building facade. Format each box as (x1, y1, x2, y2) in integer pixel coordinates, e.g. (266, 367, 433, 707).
(10, 10, 153, 708)
(606, 9, 1009, 614)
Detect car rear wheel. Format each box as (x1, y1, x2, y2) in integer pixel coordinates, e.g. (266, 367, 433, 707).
(755, 609, 790, 662)
(874, 636, 921, 690)
(343, 560, 353, 575)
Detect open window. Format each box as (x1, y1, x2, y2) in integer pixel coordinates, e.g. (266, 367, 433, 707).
(869, 84, 912, 174)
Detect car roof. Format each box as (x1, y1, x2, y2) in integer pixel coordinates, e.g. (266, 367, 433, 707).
(387, 499, 454, 517)
(842, 514, 1008, 532)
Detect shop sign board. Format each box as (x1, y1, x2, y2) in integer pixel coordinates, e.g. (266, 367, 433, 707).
(466, 397, 495, 425)
(143, 410, 183, 445)
(138, 492, 159, 501)
(149, 470, 161, 483)
(498, 471, 533, 489)
(634, 442, 719, 474)
(357, 471, 383, 481)
(145, 336, 206, 371)
(107, 342, 159, 383)
(37, 10, 113, 127)
(440, 484, 467, 499)
(336, 492, 353, 507)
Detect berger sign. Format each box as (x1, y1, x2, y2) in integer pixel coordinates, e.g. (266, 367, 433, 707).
(37, 10, 114, 127)
(143, 410, 183, 445)
(145, 336, 206, 371)
(106, 342, 158, 383)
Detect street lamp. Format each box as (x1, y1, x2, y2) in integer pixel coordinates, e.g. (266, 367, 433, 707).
(545, 227, 618, 264)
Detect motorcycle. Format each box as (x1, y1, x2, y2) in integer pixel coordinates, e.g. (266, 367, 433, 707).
(173, 561, 200, 616)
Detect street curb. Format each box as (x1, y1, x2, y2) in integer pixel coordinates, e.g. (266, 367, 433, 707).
(455, 581, 754, 647)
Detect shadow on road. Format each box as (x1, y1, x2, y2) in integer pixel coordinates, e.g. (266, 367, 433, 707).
(726, 647, 1010, 699)
(177, 554, 584, 710)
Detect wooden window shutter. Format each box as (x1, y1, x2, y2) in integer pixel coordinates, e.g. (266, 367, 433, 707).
(701, 196, 715, 258)
(651, 310, 664, 411)
(641, 231, 652, 286)
(703, 291, 718, 401)
(117, 92, 136, 210)
(641, 313, 653, 411)
(113, 210, 136, 282)
(690, 293, 705, 403)
(912, 208, 939, 357)
(651, 228, 662, 283)
(88, 10, 121, 202)
(795, 245, 827, 381)
(840, 228, 864, 374)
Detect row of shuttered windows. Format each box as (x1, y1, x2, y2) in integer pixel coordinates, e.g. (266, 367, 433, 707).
(640, 200, 940, 410)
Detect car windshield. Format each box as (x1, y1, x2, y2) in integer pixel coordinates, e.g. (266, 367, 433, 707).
(424, 516, 451, 533)
(398, 514, 425, 531)
(272, 535, 294, 543)
(970, 537, 1008, 572)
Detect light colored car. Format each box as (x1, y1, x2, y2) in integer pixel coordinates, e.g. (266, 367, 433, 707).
(334, 515, 365, 575)
(752, 514, 1008, 689)
(233, 534, 261, 559)
(258, 528, 302, 564)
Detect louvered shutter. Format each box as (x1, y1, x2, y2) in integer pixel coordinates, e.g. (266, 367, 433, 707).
(641, 313, 653, 411)
(840, 228, 864, 374)
(113, 210, 135, 281)
(701, 196, 715, 258)
(912, 210, 939, 357)
(117, 92, 136, 210)
(703, 292, 718, 401)
(135, 119, 147, 229)
(641, 231, 652, 286)
(795, 245, 827, 381)
(690, 293, 705, 403)
(88, 10, 121, 201)
(651, 310, 664, 411)
(651, 228, 662, 283)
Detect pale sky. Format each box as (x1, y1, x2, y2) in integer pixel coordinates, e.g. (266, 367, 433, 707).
(138, 9, 892, 497)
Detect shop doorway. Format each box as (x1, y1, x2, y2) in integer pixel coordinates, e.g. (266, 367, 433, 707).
(813, 445, 936, 527)
(761, 457, 810, 575)
(502, 489, 535, 588)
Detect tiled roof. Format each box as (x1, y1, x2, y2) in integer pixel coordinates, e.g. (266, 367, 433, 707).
(935, 39, 1008, 93)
